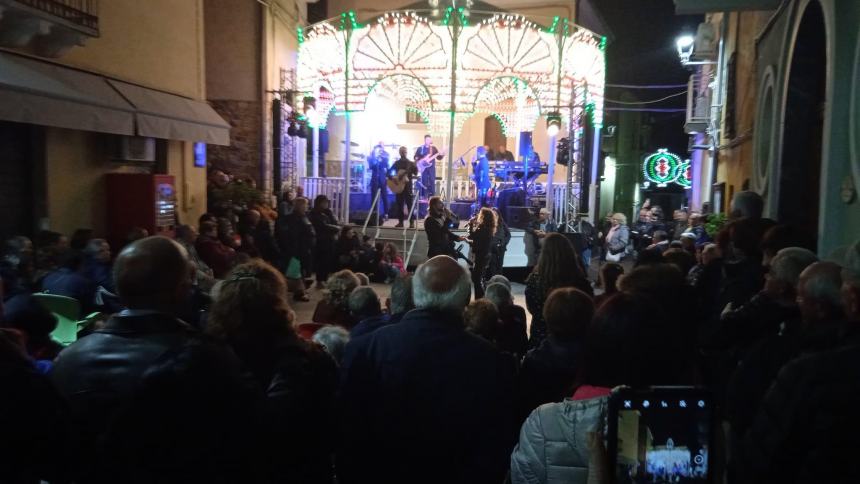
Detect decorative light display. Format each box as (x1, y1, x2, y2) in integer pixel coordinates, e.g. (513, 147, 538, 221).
(643, 149, 684, 187)
(676, 160, 692, 189)
(297, 9, 605, 132)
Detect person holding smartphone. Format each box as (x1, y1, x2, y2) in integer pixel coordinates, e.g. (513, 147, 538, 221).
(510, 293, 689, 484)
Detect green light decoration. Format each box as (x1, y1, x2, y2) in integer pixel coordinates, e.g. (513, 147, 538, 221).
(297, 26, 304, 45)
(643, 149, 683, 187)
(675, 161, 692, 188)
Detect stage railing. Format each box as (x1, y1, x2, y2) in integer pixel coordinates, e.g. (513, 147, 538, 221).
(301, 177, 346, 220)
(434, 177, 475, 201)
(362, 188, 383, 239)
(551, 182, 566, 225)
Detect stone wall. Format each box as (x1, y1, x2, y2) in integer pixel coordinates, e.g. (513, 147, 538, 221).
(208, 100, 262, 183)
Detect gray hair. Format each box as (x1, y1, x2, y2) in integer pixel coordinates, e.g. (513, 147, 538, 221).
(770, 247, 819, 287)
(389, 274, 414, 315)
(484, 283, 512, 309)
(799, 262, 843, 310)
(486, 274, 512, 291)
(348, 286, 381, 319)
(731, 190, 764, 219)
(843, 240, 860, 288)
(312, 325, 350, 363)
(412, 258, 471, 313)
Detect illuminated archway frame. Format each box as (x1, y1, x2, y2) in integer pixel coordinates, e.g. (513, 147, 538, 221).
(297, 10, 606, 132)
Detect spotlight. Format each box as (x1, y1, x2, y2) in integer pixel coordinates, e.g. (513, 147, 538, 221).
(546, 112, 561, 137)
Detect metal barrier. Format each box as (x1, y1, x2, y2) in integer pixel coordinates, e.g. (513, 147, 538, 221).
(301, 177, 346, 220)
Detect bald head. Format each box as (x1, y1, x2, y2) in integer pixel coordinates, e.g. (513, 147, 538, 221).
(797, 261, 844, 326)
(842, 240, 860, 323)
(114, 236, 191, 311)
(413, 256, 471, 314)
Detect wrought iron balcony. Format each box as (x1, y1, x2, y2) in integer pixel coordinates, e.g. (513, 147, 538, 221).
(0, 0, 98, 57)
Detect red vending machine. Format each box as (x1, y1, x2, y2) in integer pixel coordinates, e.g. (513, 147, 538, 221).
(105, 173, 177, 249)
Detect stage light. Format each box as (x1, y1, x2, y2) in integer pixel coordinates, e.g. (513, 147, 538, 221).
(546, 112, 561, 137)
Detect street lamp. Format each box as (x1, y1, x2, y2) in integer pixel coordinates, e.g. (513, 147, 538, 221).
(676, 35, 695, 63)
(546, 112, 561, 137)
(676, 34, 716, 66)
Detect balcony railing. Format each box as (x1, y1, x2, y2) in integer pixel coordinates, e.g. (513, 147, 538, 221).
(12, 0, 98, 32)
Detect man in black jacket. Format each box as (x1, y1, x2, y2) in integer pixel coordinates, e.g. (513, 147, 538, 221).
(735, 240, 860, 483)
(338, 256, 518, 484)
(309, 194, 340, 288)
(51, 236, 255, 483)
(424, 196, 463, 259)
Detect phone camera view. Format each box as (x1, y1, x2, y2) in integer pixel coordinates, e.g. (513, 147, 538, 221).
(615, 399, 710, 483)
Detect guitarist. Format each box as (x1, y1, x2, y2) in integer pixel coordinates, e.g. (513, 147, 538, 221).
(414, 134, 444, 199)
(389, 146, 418, 228)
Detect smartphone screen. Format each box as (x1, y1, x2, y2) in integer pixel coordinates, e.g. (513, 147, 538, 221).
(608, 387, 713, 483)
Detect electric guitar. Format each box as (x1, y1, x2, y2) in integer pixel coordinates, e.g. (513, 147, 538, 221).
(415, 147, 446, 175)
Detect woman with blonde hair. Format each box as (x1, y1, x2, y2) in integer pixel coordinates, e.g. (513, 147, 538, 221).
(604, 212, 629, 262)
(207, 259, 338, 484)
(469, 207, 498, 298)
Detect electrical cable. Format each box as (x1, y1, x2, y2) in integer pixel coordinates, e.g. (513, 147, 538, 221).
(602, 91, 687, 105)
(606, 83, 688, 89)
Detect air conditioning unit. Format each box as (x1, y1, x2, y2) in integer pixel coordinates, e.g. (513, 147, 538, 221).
(692, 22, 717, 61)
(112, 136, 156, 162)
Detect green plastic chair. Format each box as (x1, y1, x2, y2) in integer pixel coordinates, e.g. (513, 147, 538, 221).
(32, 293, 82, 346)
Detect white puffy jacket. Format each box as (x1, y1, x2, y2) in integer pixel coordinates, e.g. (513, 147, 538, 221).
(510, 396, 609, 484)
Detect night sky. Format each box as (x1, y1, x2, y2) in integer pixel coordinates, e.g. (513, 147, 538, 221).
(597, 0, 703, 154)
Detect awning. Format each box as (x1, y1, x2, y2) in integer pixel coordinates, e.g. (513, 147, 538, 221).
(0, 52, 135, 135)
(108, 79, 231, 146)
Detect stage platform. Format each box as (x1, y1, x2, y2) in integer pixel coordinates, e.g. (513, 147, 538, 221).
(357, 218, 529, 268)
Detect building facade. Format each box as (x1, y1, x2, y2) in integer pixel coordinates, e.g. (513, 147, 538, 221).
(676, 0, 859, 256)
(0, 0, 228, 239)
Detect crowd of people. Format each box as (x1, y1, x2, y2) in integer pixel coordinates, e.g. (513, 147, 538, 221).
(2, 189, 859, 484)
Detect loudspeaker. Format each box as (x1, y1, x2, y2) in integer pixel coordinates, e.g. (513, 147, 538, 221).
(496, 188, 525, 222)
(507, 206, 533, 229)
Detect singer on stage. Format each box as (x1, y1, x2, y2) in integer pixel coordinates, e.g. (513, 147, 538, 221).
(473, 146, 491, 208)
(367, 142, 390, 220)
(414, 134, 444, 199)
(425, 196, 465, 258)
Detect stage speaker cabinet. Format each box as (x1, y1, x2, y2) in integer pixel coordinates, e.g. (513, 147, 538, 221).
(506, 206, 533, 230)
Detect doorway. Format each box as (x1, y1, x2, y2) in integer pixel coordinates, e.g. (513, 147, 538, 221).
(778, 1, 826, 236)
(0, 122, 35, 239)
(483, 116, 506, 155)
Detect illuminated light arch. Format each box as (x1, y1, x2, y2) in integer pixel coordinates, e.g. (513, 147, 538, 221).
(296, 9, 605, 123)
(643, 149, 683, 187)
(363, 73, 434, 114)
(676, 161, 692, 189)
(474, 76, 541, 135)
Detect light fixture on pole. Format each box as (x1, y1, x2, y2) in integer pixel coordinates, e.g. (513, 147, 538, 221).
(676, 34, 716, 66)
(676, 35, 695, 63)
(546, 112, 561, 137)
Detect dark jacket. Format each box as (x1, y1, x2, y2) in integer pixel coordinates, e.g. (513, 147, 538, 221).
(82, 259, 113, 292)
(425, 216, 457, 258)
(470, 224, 494, 263)
(276, 212, 316, 270)
(736, 330, 860, 483)
(525, 271, 593, 347)
(50, 312, 246, 483)
(196, 235, 236, 278)
(350, 314, 390, 339)
(1, 332, 69, 484)
(233, 335, 339, 484)
(309, 209, 340, 245)
(338, 308, 518, 484)
(517, 337, 581, 421)
(495, 304, 528, 357)
(726, 321, 842, 442)
(242, 220, 280, 264)
(41, 267, 97, 316)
